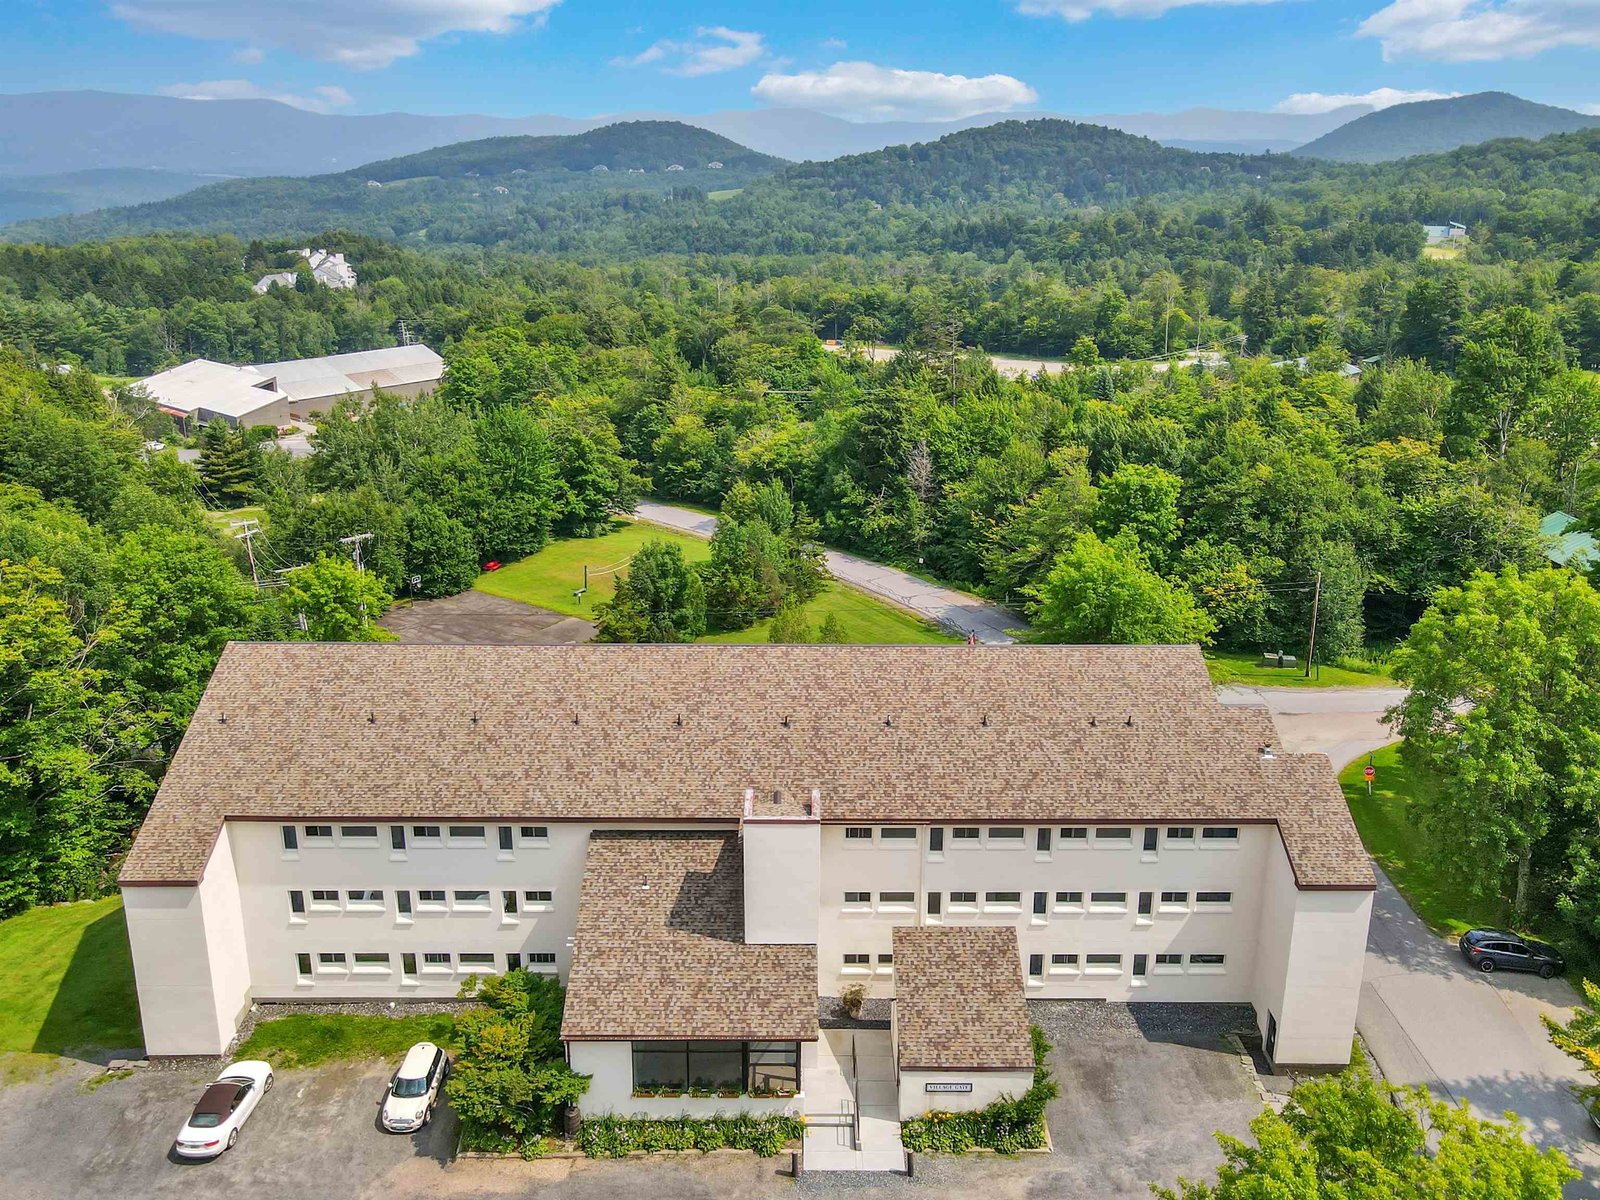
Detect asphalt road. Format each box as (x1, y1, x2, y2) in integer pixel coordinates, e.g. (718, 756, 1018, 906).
(633, 501, 1024, 644)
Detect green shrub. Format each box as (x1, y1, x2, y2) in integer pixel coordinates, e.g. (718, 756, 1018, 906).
(900, 1025, 1058, 1155)
(576, 1112, 804, 1158)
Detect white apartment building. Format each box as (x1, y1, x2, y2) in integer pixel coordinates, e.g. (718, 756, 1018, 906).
(119, 642, 1374, 1119)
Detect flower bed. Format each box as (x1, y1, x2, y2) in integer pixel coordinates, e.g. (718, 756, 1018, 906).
(900, 1026, 1057, 1155)
(577, 1112, 805, 1158)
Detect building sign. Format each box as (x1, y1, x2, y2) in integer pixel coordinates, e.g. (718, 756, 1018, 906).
(925, 1082, 973, 1093)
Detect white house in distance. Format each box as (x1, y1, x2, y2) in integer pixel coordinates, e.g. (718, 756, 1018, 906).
(1422, 221, 1468, 246)
(134, 344, 445, 432)
(253, 248, 358, 295)
(118, 644, 1373, 1133)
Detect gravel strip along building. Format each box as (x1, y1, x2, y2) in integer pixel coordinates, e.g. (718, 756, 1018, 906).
(119, 643, 1373, 1130)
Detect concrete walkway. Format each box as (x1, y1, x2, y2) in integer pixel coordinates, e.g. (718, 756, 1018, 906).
(803, 1029, 904, 1173)
(633, 501, 1025, 644)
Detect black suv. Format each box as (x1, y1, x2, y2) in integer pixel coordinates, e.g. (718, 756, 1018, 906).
(1458, 929, 1565, 978)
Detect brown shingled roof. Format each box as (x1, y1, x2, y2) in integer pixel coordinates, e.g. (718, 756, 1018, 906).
(560, 831, 818, 1041)
(893, 927, 1034, 1072)
(118, 643, 1372, 891)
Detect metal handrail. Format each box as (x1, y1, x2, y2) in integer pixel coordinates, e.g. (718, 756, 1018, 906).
(850, 1036, 861, 1150)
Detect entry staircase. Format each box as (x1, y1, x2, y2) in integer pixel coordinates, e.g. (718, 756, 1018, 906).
(802, 1028, 905, 1172)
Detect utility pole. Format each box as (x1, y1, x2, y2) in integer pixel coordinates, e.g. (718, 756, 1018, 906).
(1304, 570, 1323, 679)
(230, 519, 262, 588)
(340, 532, 374, 573)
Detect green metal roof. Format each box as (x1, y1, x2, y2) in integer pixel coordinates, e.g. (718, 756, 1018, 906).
(1540, 511, 1597, 567)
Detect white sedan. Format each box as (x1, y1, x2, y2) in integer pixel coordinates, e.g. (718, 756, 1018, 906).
(173, 1060, 274, 1159)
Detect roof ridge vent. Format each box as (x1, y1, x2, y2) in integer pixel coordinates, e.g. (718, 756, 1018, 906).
(1259, 743, 1276, 759)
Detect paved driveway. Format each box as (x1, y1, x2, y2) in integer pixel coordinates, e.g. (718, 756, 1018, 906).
(381, 590, 595, 645)
(633, 502, 1025, 645)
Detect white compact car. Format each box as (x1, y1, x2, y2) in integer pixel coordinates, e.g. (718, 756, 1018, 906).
(380, 1042, 449, 1133)
(173, 1060, 273, 1159)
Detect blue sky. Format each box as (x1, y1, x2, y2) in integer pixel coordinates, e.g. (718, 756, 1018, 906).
(11, 1, 1600, 120)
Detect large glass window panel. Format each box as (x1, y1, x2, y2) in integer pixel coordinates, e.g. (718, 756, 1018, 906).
(747, 1042, 800, 1094)
(631, 1041, 688, 1092)
(687, 1040, 744, 1091)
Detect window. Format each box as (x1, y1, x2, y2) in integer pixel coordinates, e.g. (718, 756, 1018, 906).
(520, 825, 548, 840)
(347, 889, 383, 905)
(506, 953, 522, 972)
(288, 890, 305, 914)
(1028, 953, 1044, 977)
(1160, 891, 1189, 905)
(423, 952, 451, 967)
(1055, 890, 1084, 905)
(310, 889, 339, 905)
(528, 951, 556, 965)
(402, 952, 417, 976)
(1051, 953, 1079, 967)
(1033, 891, 1048, 915)
(879, 891, 914, 905)
(748, 1042, 800, 1095)
(1086, 953, 1121, 967)
(340, 824, 378, 839)
(985, 891, 1022, 905)
(1202, 826, 1240, 842)
(1155, 953, 1183, 966)
(390, 825, 406, 851)
(396, 890, 412, 915)
(453, 889, 490, 907)
(879, 827, 916, 842)
(418, 889, 445, 905)
(1059, 826, 1087, 841)
(877, 953, 894, 965)
(1137, 892, 1153, 916)
(1094, 826, 1132, 842)
(296, 952, 312, 977)
(1142, 827, 1159, 853)
(1089, 891, 1126, 905)
(524, 889, 553, 905)
(843, 953, 870, 966)
(1133, 953, 1148, 977)
(1166, 826, 1195, 841)
(987, 827, 1024, 842)
(281, 825, 298, 851)
(952, 826, 980, 841)
(844, 891, 872, 905)
(949, 891, 977, 905)
(502, 890, 517, 915)
(929, 827, 944, 852)
(459, 952, 495, 967)
(304, 825, 332, 840)
(631, 1041, 794, 1096)
(412, 825, 441, 840)
(844, 827, 873, 841)
(448, 825, 486, 841)
(498, 826, 513, 852)
(354, 952, 389, 967)
(1036, 828, 1051, 853)
(1196, 890, 1233, 905)
(927, 892, 941, 915)
(317, 952, 347, 967)
(1189, 953, 1226, 966)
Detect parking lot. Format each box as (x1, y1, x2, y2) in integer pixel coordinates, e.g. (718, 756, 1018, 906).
(0, 1002, 1265, 1199)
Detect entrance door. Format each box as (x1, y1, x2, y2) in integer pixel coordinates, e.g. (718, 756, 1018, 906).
(1265, 1013, 1278, 1062)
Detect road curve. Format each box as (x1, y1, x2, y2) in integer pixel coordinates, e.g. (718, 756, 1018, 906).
(632, 500, 1026, 644)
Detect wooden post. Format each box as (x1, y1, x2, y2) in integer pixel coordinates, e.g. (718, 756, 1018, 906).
(1304, 571, 1323, 678)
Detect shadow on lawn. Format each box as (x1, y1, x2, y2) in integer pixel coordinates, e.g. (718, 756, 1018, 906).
(33, 906, 143, 1063)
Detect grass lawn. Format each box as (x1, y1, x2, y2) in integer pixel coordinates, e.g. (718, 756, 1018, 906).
(700, 581, 960, 645)
(1340, 745, 1512, 937)
(1206, 650, 1392, 689)
(707, 188, 744, 201)
(0, 897, 142, 1057)
(236, 1012, 460, 1070)
(474, 521, 712, 620)
(204, 504, 267, 533)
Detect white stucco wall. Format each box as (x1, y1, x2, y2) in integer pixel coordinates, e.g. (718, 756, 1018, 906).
(819, 822, 1273, 1003)
(568, 1040, 812, 1117)
(743, 820, 821, 944)
(897, 1070, 1036, 1119)
(122, 826, 251, 1056)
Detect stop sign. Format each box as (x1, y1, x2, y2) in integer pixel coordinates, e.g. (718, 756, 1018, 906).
(1363, 765, 1376, 782)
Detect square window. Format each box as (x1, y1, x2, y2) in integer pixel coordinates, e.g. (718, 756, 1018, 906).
(524, 889, 553, 904)
(1155, 953, 1183, 966)
(844, 827, 873, 841)
(1059, 827, 1087, 841)
(311, 889, 339, 904)
(1051, 953, 1078, 966)
(1055, 890, 1083, 904)
(844, 891, 871, 904)
(877, 953, 894, 965)
(952, 827, 980, 841)
(949, 891, 977, 904)
(347, 889, 383, 904)
(423, 952, 451, 966)
(520, 825, 549, 840)
(317, 952, 347, 966)
(843, 953, 870, 966)
(412, 825, 441, 840)
(1166, 826, 1195, 841)
(304, 825, 332, 840)
(418, 889, 445, 904)
(529, 951, 556, 965)
(1161, 891, 1189, 904)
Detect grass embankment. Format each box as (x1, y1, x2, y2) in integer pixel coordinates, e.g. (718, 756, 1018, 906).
(475, 521, 959, 644)
(236, 1013, 459, 1069)
(204, 505, 267, 532)
(0, 897, 142, 1059)
(1206, 651, 1392, 689)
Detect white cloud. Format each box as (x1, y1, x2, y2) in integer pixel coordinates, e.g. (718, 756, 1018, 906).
(1273, 87, 1463, 113)
(159, 79, 355, 113)
(114, 1, 562, 70)
(232, 46, 265, 65)
(614, 26, 766, 76)
(1016, 0, 1284, 19)
(1357, 1, 1600, 62)
(752, 61, 1038, 121)
(821, 37, 848, 50)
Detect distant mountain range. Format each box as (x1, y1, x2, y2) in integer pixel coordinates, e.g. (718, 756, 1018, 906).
(1293, 91, 1600, 163)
